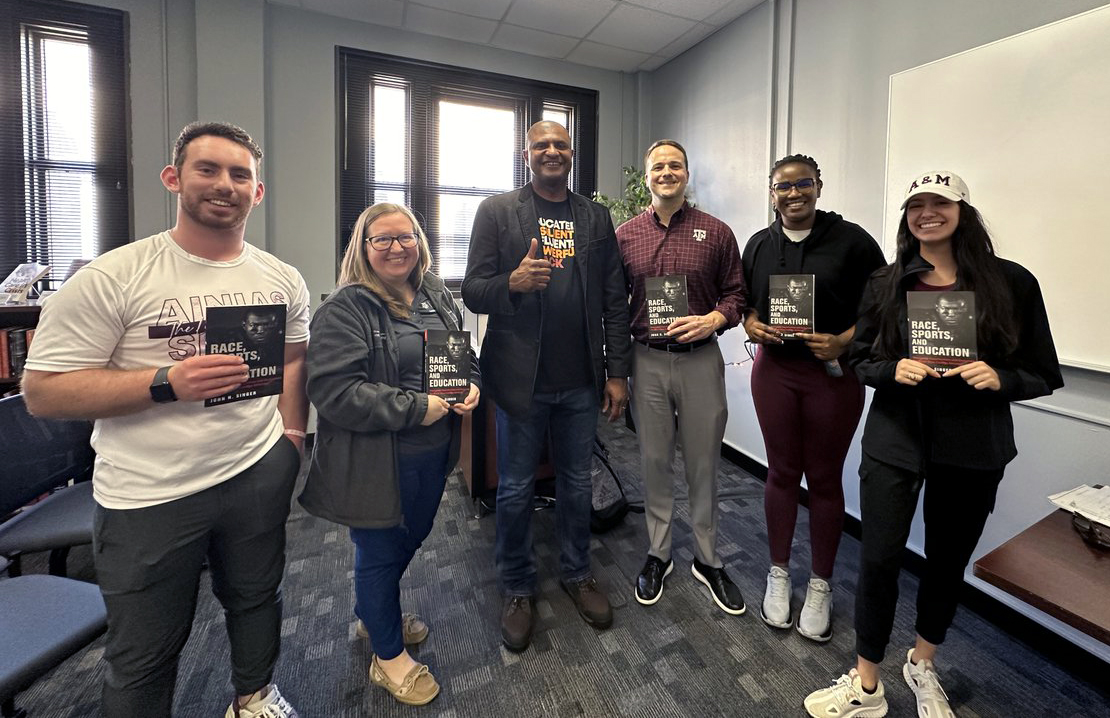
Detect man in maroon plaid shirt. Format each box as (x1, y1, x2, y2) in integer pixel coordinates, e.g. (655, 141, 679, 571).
(616, 139, 748, 615)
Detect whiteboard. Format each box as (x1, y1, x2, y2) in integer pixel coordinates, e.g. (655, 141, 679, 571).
(885, 4, 1110, 372)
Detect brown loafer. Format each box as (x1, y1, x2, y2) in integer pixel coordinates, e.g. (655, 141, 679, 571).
(356, 613, 430, 645)
(369, 655, 440, 706)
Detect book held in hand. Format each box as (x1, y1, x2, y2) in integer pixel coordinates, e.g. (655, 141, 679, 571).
(204, 304, 287, 407)
(907, 290, 977, 374)
(645, 275, 689, 340)
(424, 329, 470, 404)
(768, 274, 815, 338)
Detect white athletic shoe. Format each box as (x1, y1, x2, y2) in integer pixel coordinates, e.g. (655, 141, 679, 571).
(804, 669, 888, 718)
(903, 648, 956, 718)
(797, 577, 833, 642)
(225, 684, 299, 718)
(760, 565, 792, 628)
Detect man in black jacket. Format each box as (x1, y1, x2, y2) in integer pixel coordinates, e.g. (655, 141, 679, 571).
(462, 121, 631, 652)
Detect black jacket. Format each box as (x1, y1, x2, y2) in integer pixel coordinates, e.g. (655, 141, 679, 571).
(461, 184, 632, 418)
(849, 255, 1063, 472)
(299, 273, 479, 528)
(743, 210, 885, 341)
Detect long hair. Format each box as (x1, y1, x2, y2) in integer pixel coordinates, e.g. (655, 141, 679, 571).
(873, 201, 1017, 361)
(337, 203, 433, 320)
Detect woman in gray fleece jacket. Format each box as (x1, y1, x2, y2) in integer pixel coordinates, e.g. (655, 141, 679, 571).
(300, 203, 479, 707)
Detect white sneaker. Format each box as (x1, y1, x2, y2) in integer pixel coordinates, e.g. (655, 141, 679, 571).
(903, 648, 955, 718)
(804, 669, 888, 718)
(760, 565, 792, 628)
(797, 576, 833, 642)
(225, 685, 299, 718)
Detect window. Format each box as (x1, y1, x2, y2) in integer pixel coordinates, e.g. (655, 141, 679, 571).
(338, 49, 599, 284)
(0, 0, 130, 286)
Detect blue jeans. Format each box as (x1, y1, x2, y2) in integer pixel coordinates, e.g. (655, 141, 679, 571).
(349, 444, 449, 660)
(495, 385, 599, 595)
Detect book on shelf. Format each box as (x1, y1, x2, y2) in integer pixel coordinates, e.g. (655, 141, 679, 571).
(907, 290, 977, 374)
(0, 329, 10, 379)
(424, 329, 470, 405)
(767, 274, 815, 338)
(645, 275, 689, 340)
(1, 262, 51, 303)
(5, 327, 29, 380)
(203, 304, 287, 407)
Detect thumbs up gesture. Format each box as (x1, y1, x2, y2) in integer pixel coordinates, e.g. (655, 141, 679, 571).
(508, 237, 552, 293)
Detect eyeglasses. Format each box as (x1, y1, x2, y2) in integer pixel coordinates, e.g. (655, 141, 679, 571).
(770, 178, 817, 194)
(366, 233, 419, 251)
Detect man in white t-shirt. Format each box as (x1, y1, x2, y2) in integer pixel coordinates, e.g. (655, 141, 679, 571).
(23, 122, 309, 718)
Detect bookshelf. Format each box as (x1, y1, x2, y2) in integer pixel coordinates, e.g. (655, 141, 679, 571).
(0, 301, 42, 393)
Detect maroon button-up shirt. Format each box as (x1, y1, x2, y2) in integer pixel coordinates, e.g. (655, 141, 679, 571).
(617, 203, 747, 343)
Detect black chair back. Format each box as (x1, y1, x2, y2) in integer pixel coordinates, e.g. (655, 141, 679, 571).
(0, 394, 94, 518)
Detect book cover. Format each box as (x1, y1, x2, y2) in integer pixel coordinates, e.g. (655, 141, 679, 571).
(424, 329, 470, 405)
(768, 274, 815, 338)
(907, 290, 977, 374)
(645, 275, 689, 340)
(204, 304, 287, 407)
(1, 262, 51, 302)
(7, 327, 28, 379)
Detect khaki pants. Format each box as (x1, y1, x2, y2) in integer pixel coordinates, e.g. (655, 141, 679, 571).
(630, 340, 727, 566)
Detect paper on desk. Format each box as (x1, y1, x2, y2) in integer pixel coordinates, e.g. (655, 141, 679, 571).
(1049, 484, 1110, 524)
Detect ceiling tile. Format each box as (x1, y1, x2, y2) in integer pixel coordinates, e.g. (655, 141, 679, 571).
(408, 0, 513, 21)
(705, 0, 764, 26)
(588, 4, 695, 53)
(659, 21, 717, 58)
(404, 4, 498, 44)
(504, 0, 617, 38)
(566, 41, 651, 73)
(489, 24, 580, 60)
(625, 0, 734, 22)
(301, 0, 403, 26)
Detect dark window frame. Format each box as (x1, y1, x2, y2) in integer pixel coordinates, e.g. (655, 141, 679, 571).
(0, 0, 131, 284)
(336, 47, 599, 286)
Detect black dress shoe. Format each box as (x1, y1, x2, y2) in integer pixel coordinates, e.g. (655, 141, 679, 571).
(691, 558, 746, 615)
(635, 556, 673, 605)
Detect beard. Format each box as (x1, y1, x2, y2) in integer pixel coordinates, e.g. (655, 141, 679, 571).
(179, 192, 253, 230)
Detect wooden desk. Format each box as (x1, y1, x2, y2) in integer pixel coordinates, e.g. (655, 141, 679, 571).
(973, 509, 1110, 645)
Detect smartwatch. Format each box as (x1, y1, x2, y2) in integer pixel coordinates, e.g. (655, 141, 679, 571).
(149, 365, 178, 403)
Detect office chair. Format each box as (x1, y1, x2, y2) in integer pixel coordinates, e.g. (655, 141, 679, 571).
(0, 393, 95, 577)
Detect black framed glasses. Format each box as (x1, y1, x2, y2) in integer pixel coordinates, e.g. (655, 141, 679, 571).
(771, 178, 817, 194)
(366, 233, 419, 251)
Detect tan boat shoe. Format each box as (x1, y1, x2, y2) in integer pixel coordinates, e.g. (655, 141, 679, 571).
(355, 613, 429, 645)
(368, 654, 440, 706)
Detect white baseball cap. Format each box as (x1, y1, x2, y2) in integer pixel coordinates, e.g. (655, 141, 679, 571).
(900, 171, 970, 209)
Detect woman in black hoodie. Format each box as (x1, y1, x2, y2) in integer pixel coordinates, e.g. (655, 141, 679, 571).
(742, 155, 885, 641)
(803, 170, 1062, 718)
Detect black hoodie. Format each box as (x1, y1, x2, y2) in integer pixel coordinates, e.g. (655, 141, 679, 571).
(742, 210, 885, 358)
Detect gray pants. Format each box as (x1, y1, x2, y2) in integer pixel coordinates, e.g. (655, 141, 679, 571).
(631, 341, 728, 567)
(93, 437, 301, 718)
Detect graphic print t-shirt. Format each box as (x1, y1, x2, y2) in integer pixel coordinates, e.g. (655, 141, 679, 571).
(24, 232, 310, 509)
(533, 195, 591, 393)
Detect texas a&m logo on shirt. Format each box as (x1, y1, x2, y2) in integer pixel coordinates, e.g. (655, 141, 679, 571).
(693, 229, 706, 242)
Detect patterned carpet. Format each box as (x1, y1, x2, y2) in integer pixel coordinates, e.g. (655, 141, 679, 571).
(8, 419, 1109, 717)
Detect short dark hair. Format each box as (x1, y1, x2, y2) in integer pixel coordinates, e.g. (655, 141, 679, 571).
(644, 139, 688, 169)
(769, 153, 820, 183)
(172, 121, 263, 170)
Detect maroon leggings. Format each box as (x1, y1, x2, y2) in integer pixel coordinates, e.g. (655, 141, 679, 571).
(751, 348, 865, 578)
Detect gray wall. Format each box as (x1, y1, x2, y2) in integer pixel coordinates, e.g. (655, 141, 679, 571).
(643, 0, 1110, 660)
(108, 0, 635, 300)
